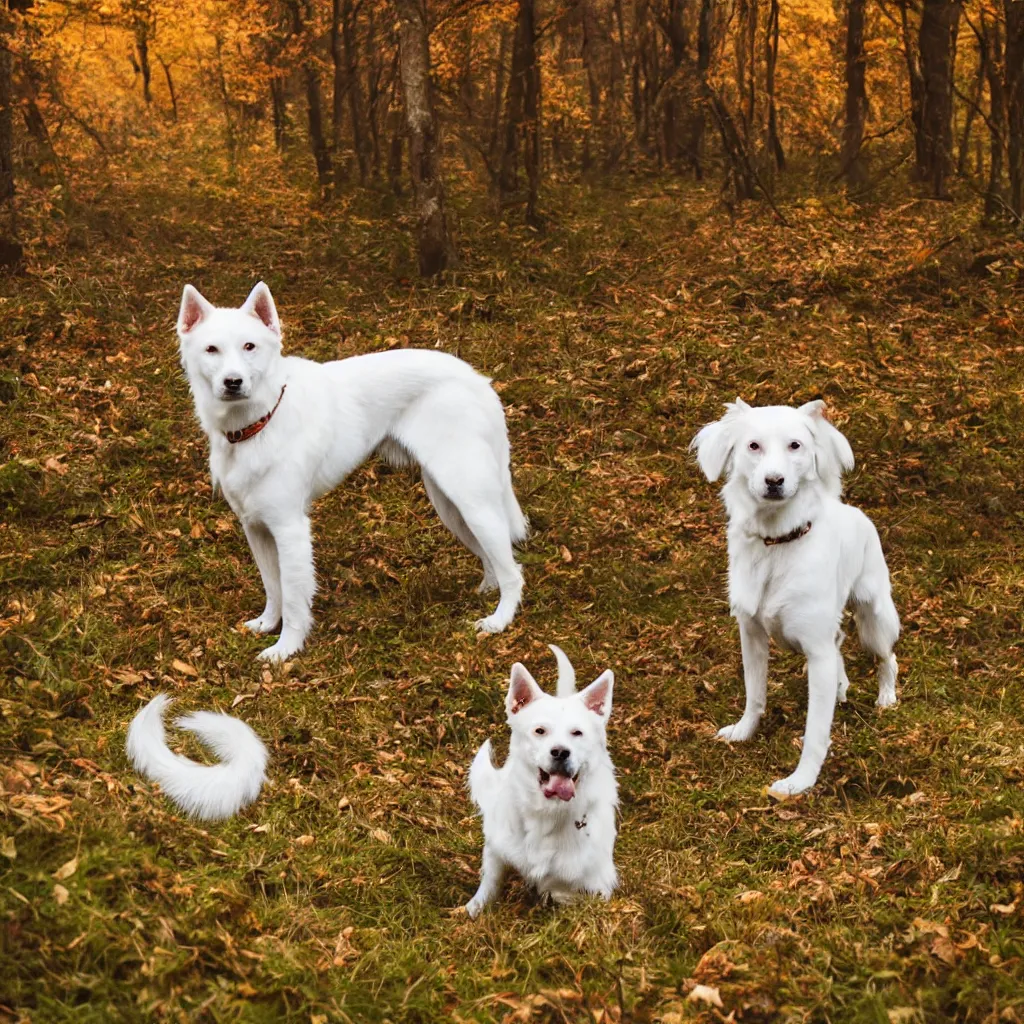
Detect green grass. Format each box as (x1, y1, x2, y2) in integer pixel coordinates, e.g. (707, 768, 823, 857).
(2, 149, 1023, 1023)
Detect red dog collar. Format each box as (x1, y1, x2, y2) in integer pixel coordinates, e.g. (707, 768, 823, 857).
(224, 385, 287, 444)
(763, 521, 812, 546)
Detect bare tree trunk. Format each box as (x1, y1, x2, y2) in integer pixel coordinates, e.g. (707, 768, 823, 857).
(581, 0, 601, 172)
(842, 0, 868, 185)
(982, 12, 1005, 218)
(689, 0, 714, 179)
(918, 0, 961, 197)
(289, 0, 333, 197)
(956, 42, 984, 176)
(765, 0, 784, 170)
(271, 77, 287, 151)
(0, 6, 22, 271)
(342, 0, 369, 183)
(395, 0, 451, 275)
(157, 56, 178, 121)
(489, 27, 509, 170)
(500, 0, 540, 224)
(1006, 0, 1024, 218)
(898, 0, 928, 172)
(135, 23, 152, 104)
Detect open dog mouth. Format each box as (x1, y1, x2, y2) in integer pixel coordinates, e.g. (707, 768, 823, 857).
(538, 767, 580, 801)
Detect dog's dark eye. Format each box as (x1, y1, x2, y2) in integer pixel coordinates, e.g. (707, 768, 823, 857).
(206, 345, 219, 354)
(244, 342, 256, 352)
(789, 441, 801, 450)
(748, 441, 760, 452)
(571, 729, 583, 737)
(534, 727, 546, 736)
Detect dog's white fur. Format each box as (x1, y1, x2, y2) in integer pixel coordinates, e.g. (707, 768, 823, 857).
(691, 399, 900, 796)
(465, 646, 617, 917)
(126, 694, 269, 820)
(177, 283, 527, 661)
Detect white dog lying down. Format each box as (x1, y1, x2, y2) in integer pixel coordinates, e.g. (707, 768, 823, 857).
(466, 646, 617, 917)
(177, 283, 528, 661)
(126, 694, 269, 820)
(691, 399, 900, 797)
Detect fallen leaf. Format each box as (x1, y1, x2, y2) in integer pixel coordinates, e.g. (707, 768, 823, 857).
(294, 835, 315, 847)
(53, 856, 78, 881)
(1, 836, 15, 860)
(737, 890, 764, 904)
(930, 935, 958, 966)
(560, 545, 573, 563)
(370, 828, 391, 844)
(687, 984, 724, 1009)
(171, 659, 198, 677)
(990, 902, 1017, 914)
(54, 884, 69, 905)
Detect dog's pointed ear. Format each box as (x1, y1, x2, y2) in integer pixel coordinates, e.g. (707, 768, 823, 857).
(178, 285, 213, 336)
(506, 663, 544, 717)
(579, 670, 613, 724)
(800, 400, 854, 494)
(690, 399, 747, 482)
(241, 282, 281, 336)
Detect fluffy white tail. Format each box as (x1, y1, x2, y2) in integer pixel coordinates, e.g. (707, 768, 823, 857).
(126, 694, 269, 821)
(468, 739, 501, 816)
(550, 644, 576, 697)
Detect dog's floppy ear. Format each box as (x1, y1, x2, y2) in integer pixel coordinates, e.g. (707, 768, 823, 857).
(241, 282, 281, 336)
(579, 670, 613, 724)
(799, 400, 854, 495)
(178, 284, 214, 335)
(689, 398, 750, 482)
(506, 663, 544, 717)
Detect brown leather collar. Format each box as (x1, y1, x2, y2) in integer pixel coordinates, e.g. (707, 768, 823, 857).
(763, 520, 812, 546)
(224, 385, 286, 444)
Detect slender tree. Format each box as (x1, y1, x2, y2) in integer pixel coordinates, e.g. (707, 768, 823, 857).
(395, 0, 452, 274)
(1006, 0, 1024, 218)
(842, 0, 868, 185)
(918, 0, 961, 197)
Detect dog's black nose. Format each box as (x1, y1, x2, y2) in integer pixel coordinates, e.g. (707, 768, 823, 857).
(765, 475, 785, 488)
(550, 747, 570, 761)
(223, 377, 243, 393)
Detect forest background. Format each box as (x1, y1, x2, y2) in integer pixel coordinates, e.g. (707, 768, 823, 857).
(1, 0, 1023, 1021)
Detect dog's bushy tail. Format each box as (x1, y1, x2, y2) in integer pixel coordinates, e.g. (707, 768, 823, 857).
(126, 695, 269, 821)
(468, 739, 500, 815)
(550, 644, 577, 697)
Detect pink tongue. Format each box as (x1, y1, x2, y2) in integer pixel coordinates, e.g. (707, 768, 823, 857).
(543, 774, 576, 801)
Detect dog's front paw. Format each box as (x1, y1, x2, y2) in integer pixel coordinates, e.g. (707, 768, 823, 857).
(716, 719, 758, 743)
(767, 773, 815, 799)
(474, 614, 509, 635)
(464, 898, 483, 919)
(257, 638, 303, 663)
(245, 613, 281, 635)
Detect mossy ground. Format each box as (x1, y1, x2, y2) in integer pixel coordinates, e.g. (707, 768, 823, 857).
(1, 147, 1023, 1022)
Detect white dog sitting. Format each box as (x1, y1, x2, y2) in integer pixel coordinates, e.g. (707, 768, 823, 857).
(176, 283, 528, 661)
(465, 646, 618, 917)
(691, 399, 899, 797)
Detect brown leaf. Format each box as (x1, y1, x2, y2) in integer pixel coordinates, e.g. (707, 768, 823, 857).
(171, 658, 198, 677)
(54, 884, 70, 905)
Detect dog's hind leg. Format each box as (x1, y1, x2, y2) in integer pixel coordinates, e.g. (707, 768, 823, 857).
(465, 847, 506, 918)
(257, 515, 316, 663)
(243, 522, 282, 634)
(835, 630, 850, 704)
(852, 538, 900, 708)
(718, 615, 768, 743)
(854, 598, 899, 707)
(458, 505, 523, 633)
(422, 470, 497, 594)
(769, 644, 838, 797)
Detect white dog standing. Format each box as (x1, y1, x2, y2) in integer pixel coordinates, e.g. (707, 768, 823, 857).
(691, 399, 899, 797)
(465, 646, 617, 917)
(176, 283, 528, 661)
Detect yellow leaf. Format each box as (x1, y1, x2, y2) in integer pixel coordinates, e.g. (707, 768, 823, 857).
(1, 836, 15, 860)
(53, 856, 78, 881)
(171, 659, 198, 677)
(294, 835, 315, 847)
